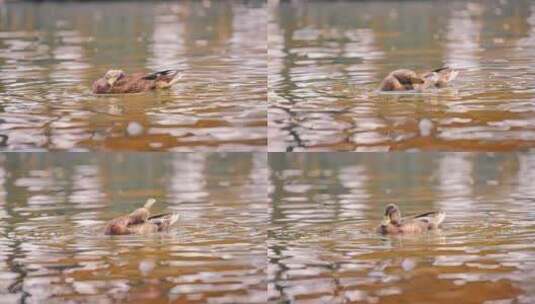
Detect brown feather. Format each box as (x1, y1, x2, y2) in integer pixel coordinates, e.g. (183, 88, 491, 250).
(379, 67, 457, 92)
(92, 78, 111, 94)
(104, 200, 178, 235)
(93, 70, 180, 94)
(377, 204, 445, 235)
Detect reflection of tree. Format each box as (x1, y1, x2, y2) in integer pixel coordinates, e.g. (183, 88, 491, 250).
(272, 1, 451, 150)
(1, 1, 266, 150)
(0, 153, 268, 302)
(268, 154, 348, 301)
(1, 155, 56, 301)
(269, 3, 302, 151)
(0, 155, 103, 301)
(97, 153, 170, 207)
(176, 1, 233, 51)
(82, 3, 154, 69)
(273, 0, 535, 151)
(268, 153, 531, 302)
(0, 159, 29, 302)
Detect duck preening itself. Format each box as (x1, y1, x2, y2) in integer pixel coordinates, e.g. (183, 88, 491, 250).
(92, 69, 181, 94)
(377, 203, 445, 235)
(104, 198, 179, 235)
(379, 67, 459, 92)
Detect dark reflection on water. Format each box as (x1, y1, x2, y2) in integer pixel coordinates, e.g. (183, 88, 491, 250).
(0, 153, 267, 303)
(268, 153, 535, 303)
(269, 0, 535, 151)
(0, 1, 266, 151)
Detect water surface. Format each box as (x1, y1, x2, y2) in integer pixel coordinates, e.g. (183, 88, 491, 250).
(0, 1, 266, 151)
(269, 153, 535, 303)
(269, 0, 535, 151)
(0, 153, 267, 303)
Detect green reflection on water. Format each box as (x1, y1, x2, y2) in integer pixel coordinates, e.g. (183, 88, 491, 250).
(269, 0, 535, 151)
(0, 152, 267, 303)
(268, 152, 535, 303)
(0, 0, 267, 151)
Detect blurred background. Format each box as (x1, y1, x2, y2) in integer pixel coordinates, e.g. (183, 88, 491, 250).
(0, 152, 267, 303)
(0, 0, 266, 151)
(269, 0, 535, 151)
(269, 152, 535, 303)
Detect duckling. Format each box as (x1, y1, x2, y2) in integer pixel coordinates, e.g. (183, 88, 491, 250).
(104, 198, 179, 235)
(377, 203, 445, 235)
(379, 67, 458, 92)
(92, 69, 181, 94)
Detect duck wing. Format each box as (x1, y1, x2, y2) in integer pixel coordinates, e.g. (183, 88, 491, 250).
(147, 213, 179, 231)
(141, 70, 177, 80)
(104, 215, 131, 235)
(105, 73, 153, 93)
(143, 70, 181, 89)
(412, 211, 440, 219)
(407, 210, 445, 228)
(422, 67, 458, 88)
(391, 69, 425, 85)
(125, 222, 160, 234)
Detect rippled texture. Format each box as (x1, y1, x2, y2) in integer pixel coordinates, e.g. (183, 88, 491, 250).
(0, 1, 266, 151)
(269, 0, 535, 151)
(269, 153, 535, 303)
(0, 153, 267, 303)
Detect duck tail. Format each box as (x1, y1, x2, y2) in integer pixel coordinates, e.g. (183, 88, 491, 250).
(433, 210, 446, 227)
(432, 66, 450, 73)
(142, 69, 176, 80)
(164, 71, 182, 88)
(446, 69, 459, 82)
(144, 198, 156, 209)
(143, 69, 182, 89)
(433, 66, 459, 82)
(168, 213, 180, 226)
(148, 212, 179, 231)
(413, 210, 446, 227)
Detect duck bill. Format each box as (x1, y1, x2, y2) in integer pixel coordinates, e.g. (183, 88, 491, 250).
(381, 216, 390, 226)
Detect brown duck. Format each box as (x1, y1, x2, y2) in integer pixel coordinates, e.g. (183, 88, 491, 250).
(104, 198, 179, 235)
(377, 204, 445, 235)
(379, 67, 458, 91)
(92, 69, 181, 94)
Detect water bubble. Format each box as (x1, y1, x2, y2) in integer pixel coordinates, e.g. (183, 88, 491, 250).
(139, 260, 155, 276)
(419, 119, 433, 137)
(127, 122, 144, 136)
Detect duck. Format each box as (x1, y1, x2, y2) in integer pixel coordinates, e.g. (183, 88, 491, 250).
(104, 198, 179, 235)
(92, 69, 181, 94)
(379, 67, 459, 92)
(377, 203, 445, 235)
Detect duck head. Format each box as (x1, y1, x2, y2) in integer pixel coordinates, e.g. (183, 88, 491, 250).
(383, 203, 401, 225)
(104, 69, 126, 86)
(92, 78, 110, 94)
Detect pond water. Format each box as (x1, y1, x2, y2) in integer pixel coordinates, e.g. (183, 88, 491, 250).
(0, 1, 266, 151)
(0, 153, 267, 303)
(269, 0, 535, 151)
(269, 153, 535, 303)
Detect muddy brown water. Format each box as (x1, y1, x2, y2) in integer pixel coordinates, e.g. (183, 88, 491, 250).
(0, 1, 267, 151)
(269, 153, 535, 303)
(0, 153, 267, 303)
(269, 0, 535, 151)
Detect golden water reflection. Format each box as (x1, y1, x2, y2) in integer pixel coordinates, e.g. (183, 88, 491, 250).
(0, 1, 266, 151)
(269, 153, 535, 303)
(269, 0, 535, 151)
(0, 153, 267, 303)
